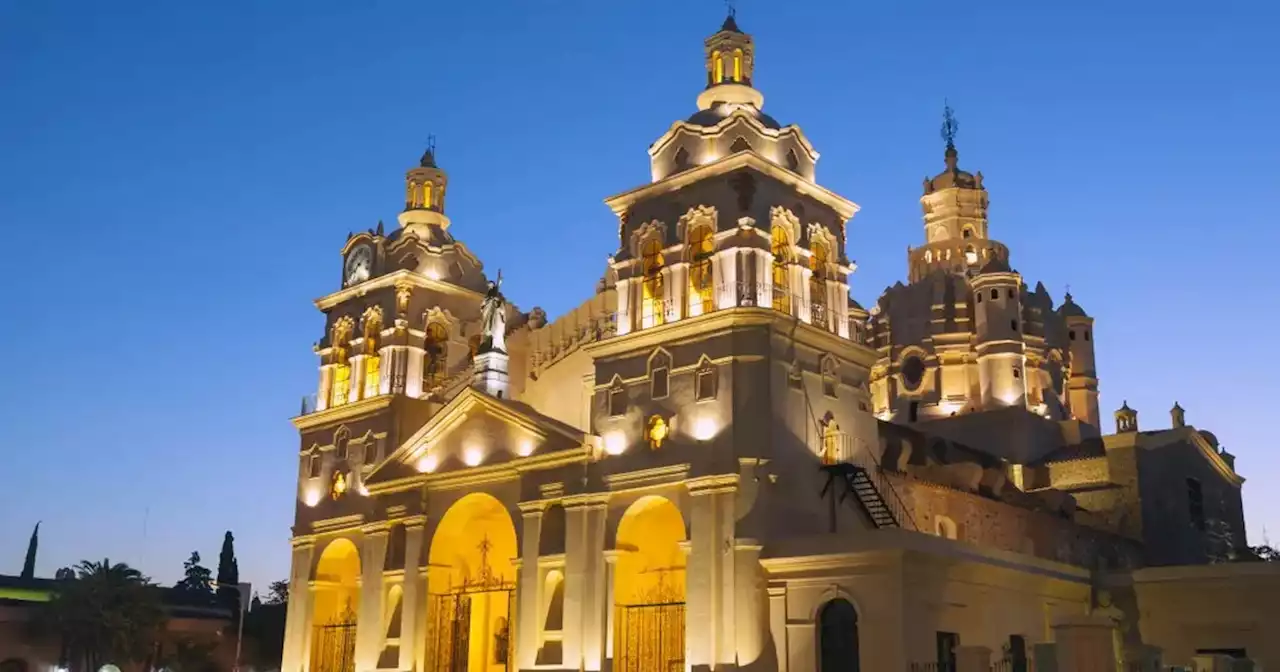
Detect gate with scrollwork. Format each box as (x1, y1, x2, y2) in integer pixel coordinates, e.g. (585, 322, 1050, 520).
(427, 589, 516, 672)
(310, 606, 357, 672)
(613, 601, 685, 672)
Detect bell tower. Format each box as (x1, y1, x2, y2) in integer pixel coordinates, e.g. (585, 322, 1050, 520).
(696, 10, 764, 112)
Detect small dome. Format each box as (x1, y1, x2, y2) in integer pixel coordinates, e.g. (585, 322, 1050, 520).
(1199, 430, 1220, 448)
(848, 296, 866, 312)
(1058, 292, 1089, 318)
(686, 106, 781, 130)
(924, 147, 983, 193)
(720, 12, 744, 34)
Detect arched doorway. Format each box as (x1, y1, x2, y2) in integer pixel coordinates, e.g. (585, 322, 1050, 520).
(613, 496, 686, 672)
(427, 493, 518, 672)
(817, 598, 860, 672)
(311, 538, 360, 672)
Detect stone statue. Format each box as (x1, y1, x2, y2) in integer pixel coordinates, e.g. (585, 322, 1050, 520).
(480, 271, 508, 353)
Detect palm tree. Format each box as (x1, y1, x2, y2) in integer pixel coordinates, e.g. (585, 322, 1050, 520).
(34, 558, 166, 672)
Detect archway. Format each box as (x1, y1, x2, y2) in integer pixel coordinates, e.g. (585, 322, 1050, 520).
(427, 493, 518, 672)
(613, 496, 686, 672)
(817, 598, 860, 672)
(311, 538, 360, 672)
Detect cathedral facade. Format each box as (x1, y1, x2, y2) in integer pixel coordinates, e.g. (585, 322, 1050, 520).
(279, 15, 1270, 672)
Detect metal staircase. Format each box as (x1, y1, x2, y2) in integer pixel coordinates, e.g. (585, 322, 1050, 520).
(820, 463, 902, 529)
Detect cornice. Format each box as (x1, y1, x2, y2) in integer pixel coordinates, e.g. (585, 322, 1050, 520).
(602, 463, 692, 491)
(604, 151, 858, 221)
(311, 514, 366, 534)
(292, 394, 394, 431)
(686, 473, 740, 495)
(648, 109, 819, 162)
(365, 446, 594, 496)
(315, 269, 483, 311)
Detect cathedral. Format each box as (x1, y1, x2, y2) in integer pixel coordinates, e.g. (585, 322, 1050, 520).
(278, 14, 1275, 672)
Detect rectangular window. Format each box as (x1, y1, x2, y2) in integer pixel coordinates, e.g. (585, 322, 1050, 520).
(364, 442, 379, 465)
(1013, 368, 1021, 379)
(1011, 320, 1018, 331)
(608, 386, 626, 417)
(308, 454, 321, 478)
(696, 366, 717, 400)
(651, 367, 669, 399)
(909, 401, 920, 422)
(1069, 330, 1076, 340)
(1187, 478, 1205, 530)
(823, 377, 836, 398)
(936, 632, 960, 668)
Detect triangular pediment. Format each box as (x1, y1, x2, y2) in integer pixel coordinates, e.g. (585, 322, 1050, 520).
(366, 387, 593, 488)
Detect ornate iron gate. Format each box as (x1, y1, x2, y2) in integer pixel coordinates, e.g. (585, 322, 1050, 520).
(427, 589, 516, 672)
(614, 602, 685, 672)
(311, 610, 357, 672)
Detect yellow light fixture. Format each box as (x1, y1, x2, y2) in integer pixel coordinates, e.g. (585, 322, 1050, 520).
(648, 415, 669, 449)
(604, 430, 627, 456)
(517, 439, 535, 457)
(463, 446, 483, 467)
(417, 453, 438, 473)
(692, 416, 719, 442)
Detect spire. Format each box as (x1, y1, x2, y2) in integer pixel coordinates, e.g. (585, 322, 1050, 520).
(21, 522, 38, 579)
(924, 101, 983, 193)
(721, 2, 743, 33)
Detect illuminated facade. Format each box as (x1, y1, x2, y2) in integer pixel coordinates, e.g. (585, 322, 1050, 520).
(281, 14, 1273, 672)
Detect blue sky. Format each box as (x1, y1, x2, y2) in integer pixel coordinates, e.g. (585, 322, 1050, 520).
(1, 0, 1276, 591)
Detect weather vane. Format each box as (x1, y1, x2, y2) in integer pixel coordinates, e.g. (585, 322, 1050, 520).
(725, 0, 737, 18)
(941, 99, 959, 149)
(427, 133, 437, 155)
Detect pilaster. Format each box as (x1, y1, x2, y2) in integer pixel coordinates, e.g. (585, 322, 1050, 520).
(602, 550, 621, 672)
(317, 365, 335, 412)
(716, 249, 739, 309)
(517, 502, 548, 670)
(355, 526, 391, 670)
(669, 262, 689, 319)
(398, 518, 426, 670)
(379, 344, 403, 395)
(349, 353, 368, 402)
(752, 250, 769, 306)
(686, 475, 740, 671)
(796, 266, 813, 324)
(563, 495, 609, 671)
(616, 278, 633, 336)
(733, 540, 764, 667)
(767, 584, 788, 672)
(404, 345, 426, 399)
(281, 539, 317, 672)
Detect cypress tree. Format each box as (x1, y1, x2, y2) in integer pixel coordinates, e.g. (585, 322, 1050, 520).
(20, 522, 38, 579)
(216, 530, 241, 612)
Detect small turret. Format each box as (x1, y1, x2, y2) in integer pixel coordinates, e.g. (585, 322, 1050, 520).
(1115, 401, 1138, 433)
(1060, 292, 1100, 428)
(970, 261, 1026, 409)
(398, 139, 452, 234)
(696, 10, 763, 112)
(1171, 402, 1186, 429)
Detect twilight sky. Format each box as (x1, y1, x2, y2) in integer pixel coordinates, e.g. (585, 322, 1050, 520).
(1, 0, 1276, 592)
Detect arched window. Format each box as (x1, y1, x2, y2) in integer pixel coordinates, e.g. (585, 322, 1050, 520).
(405, 182, 416, 208)
(687, 226, 715, 316)
(334, 427, 350, 461)
(362, 310, 383, 399)
(422, 182, 433, 210)
(771, 226, 794, 313)
(810, 238, 830, 328)
(674, 146, 691, 172)
(649, 350, 670, 400)
(786, 148, 800, 173)
(641, 237, 665, 328)
(423, 322, 449, 386)
(732, 49, 744, 82)
(818, 599, 860, 672)
(712, 51, 724, 83)
(822, 357, 838, 398)
(330, 319, 354, 407)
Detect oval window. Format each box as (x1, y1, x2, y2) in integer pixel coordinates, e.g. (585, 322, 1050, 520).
(901, 356, 925, 391)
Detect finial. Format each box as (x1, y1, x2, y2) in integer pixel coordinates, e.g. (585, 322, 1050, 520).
(941, 100, 959, 150)
(420, 134, 437, 168)
(726, 0, 736, 18)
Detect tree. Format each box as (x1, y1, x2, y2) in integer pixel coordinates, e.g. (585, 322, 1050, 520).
(264, 579, 289, 606)
(216, 531, 240, 613)
(175, 551, 213, 600)
(33, 558, 166, 672)
(20, 522, 39, 579)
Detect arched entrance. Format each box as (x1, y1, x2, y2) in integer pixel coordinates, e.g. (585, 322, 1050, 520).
(613, 496, 686, 672)
(311, 538, 361, 672)
(817, 598, 860, 672)
(427, 493, 518, 672)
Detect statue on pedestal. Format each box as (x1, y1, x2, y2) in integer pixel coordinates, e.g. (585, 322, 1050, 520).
(480, 271, 508, 354)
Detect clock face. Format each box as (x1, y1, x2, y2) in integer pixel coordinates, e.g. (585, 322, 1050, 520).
(344, 246, 373, 286)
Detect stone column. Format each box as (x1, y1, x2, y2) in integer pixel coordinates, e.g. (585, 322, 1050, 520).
(669, 262, 689, 319)
(766, 584, 788, 672)
(517, 503, 547, 671)
(349, 354, 368, 401)
(734, 540, 764, 667)
(398, 518, 426, 670)
(316, 365, 334, 412)
(583, 501, 609, 671)
(1052, 613, 1119, 672)
(834, 281, 850, 338)
(716, 249, 738, 309)
(615, 278, 633, 336)
(955, 645, 993, 672)
(795, 266, 813, 324)
(355, 527, 390, 671)
(404, 344, 425, 398)
(602, 550, 620, 672)
(280, 539, 316, 672)
(686, 476, 739, 671)
(563, 495, 608, 671)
